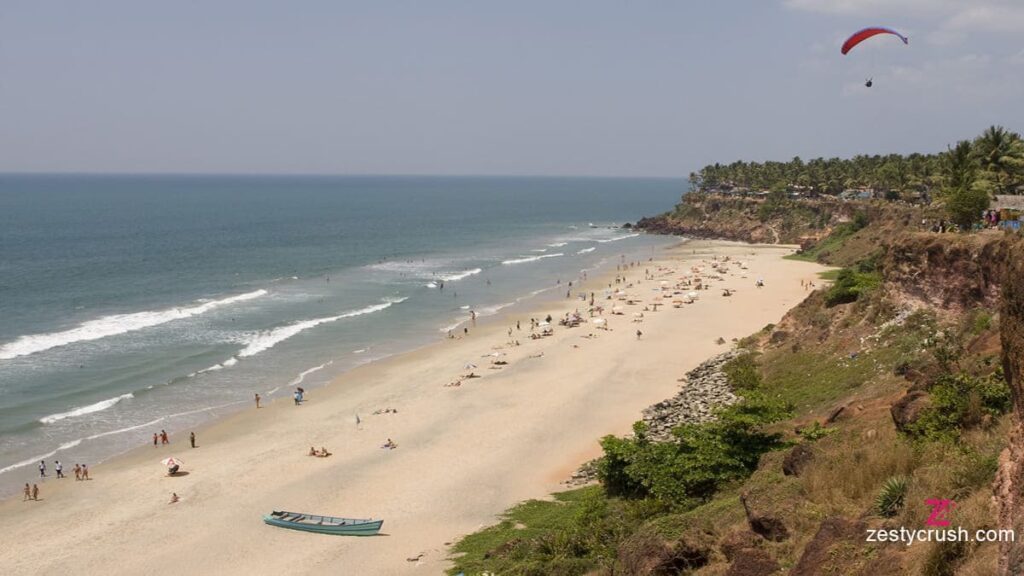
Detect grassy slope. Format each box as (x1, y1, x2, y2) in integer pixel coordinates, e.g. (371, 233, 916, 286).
(448, 214, 1009, 576)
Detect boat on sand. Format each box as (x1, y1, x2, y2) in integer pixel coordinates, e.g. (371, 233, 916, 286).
(263, 511, 383, 536)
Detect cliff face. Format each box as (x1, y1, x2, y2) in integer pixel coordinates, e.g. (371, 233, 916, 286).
(635, 194, 841, 245)
(880, 233, 1010, 314)
(636, 193, 924, 250)
(996, 236, 1024, 575)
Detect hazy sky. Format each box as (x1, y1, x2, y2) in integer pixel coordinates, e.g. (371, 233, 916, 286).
(1, 1, 1022, 177)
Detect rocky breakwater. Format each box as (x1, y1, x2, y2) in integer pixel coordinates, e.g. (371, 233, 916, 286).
(640, 349, 742, 441)
(565, 350, 741, 486)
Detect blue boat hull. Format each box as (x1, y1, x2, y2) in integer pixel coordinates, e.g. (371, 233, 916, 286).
(263, 512, 383, 536)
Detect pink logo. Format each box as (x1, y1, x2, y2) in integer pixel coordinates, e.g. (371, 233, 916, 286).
(924, 499, 956, 527)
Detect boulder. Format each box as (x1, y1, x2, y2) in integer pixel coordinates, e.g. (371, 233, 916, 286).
(741, 493, 789, 542)
(719, 530, 761, 561)
(782, 444, 814, 477)
(790, 517, 866, 576)
(890, 390, 932, 433)
(725, 548, 780, 576)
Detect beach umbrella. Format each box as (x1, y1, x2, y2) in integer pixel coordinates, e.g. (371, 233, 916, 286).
(592, 318, 606, 325)
(464, 363, 477, 370)
(161, 457, 184, 467)
(687, 291, 699, 299)
(537, 321, 550, 327)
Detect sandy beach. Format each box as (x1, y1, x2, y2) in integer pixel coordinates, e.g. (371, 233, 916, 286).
(0, 240, 825, 575)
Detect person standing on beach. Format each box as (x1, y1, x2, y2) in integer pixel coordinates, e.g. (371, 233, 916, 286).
(636, 330, 643, 340)
(81, 464, 89, 480)
(38, 460, 46, 478)
(189, 432, 196, 448)
(255, 393, 261, 409)
(160, 430, 169, 445)
(55, 460, 63, 479)
(31, 484, 39, 501)
(23, 483, 30, 501)
(153, 433, 159, 447)
(74, 464, 81, 481)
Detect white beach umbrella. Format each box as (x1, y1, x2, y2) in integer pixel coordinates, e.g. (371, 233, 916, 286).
(161, 457, 184, 467)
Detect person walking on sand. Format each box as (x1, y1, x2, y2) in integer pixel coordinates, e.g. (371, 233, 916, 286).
(23, 483, 30, 501)
(81, 464, 89, 480)
(31, 484, 39, 501)
(189, 431, 196, 448)
(55, 460, 63, 479)
(74, 464, 81, 481)
(254, 393, 261, 409)
(38, 460, 46, 478)
(636, 329, 643, 340)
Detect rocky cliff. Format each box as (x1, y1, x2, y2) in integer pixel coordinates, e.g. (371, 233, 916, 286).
(996, 236, 1024, 575)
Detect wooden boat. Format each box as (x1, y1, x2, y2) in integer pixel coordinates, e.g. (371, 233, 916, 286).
(263, 510, 383, 536)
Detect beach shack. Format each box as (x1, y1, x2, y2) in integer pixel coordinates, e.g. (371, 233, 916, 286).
(993, 195, 1024, 231)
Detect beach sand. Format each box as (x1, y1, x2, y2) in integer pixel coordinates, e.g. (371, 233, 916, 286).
(0, 240, 825, 575)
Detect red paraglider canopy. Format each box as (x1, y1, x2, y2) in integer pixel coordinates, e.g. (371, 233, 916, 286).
(841, 27, 908, 55)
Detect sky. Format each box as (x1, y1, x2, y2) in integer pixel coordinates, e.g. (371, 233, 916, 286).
(1, 1, 1022, 177)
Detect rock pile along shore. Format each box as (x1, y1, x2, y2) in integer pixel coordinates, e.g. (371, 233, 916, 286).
(566, 349, 743, 485)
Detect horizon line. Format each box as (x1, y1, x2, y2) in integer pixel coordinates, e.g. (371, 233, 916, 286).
(0, 170, 687, 181)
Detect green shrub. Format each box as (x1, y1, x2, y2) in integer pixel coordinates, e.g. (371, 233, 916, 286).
(824, 266, 881, 307)
(852, 210, 870, 231)
(598, 393, 791, 508)
(796, 421, 838, 442)
(904, 371, 1012, 441)
(721, 353, 762, 391)
(875, 475, 910, 517)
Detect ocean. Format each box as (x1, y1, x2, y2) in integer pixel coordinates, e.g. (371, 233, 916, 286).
(0, 174, 681, 487)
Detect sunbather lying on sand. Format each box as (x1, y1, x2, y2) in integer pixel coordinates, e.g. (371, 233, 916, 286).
(381, 439, 398, 450)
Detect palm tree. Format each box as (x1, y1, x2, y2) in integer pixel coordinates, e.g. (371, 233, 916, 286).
(942, 140, 990, 230)
(972, 125, 1024, 195)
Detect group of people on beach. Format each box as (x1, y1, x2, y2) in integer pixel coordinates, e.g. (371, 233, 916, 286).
(308, 446, 332, 457)
(152, 429, 170, 447)
(27, 459, 90, 501)
(37, 459, 89, 481)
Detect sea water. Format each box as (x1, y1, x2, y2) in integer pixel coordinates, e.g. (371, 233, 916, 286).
(0, 174, 681, 488)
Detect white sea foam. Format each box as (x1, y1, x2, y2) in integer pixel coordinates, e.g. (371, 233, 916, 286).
(371, 261, 481, 283)
(39, 393, 135, 424)
(439, 320, 464, 333)
(477, 302, 515, 316)
(289, 361, 333, 386)
(237, 298, 407, 359)
(0, 439, 84, 475)
(501, 253, 564, 266)
(547, 242, 568, 247)
(577, 247, 597, 254)
(439, 268, 482, 282)
(531, 248, 548, 253)
(595, 233, 640, 243)
(0, 289, 268, 361)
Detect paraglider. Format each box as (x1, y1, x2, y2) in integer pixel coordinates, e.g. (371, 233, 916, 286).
(841, 27, 908, 55)
(841, 27, 908, 88)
